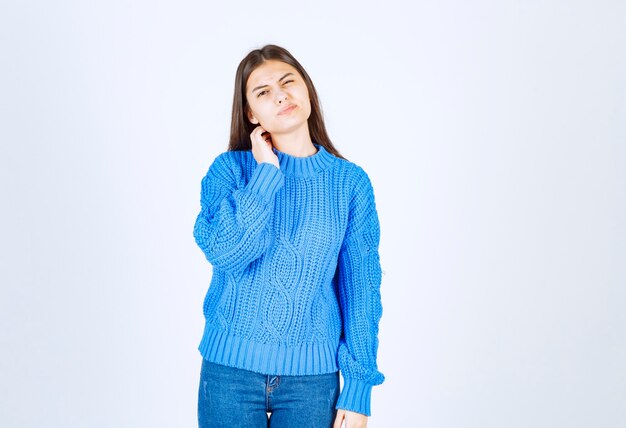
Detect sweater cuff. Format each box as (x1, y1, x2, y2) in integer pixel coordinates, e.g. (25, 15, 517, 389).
(335, 378, 373, 417)
(246, 162, 284, 202)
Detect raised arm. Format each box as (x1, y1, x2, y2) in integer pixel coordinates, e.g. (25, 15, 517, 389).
(334, 167, 385, 417)
(193, 153, 284, 274)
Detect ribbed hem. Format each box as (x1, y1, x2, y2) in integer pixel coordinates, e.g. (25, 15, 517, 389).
(335, 378, 373, 416)
(198, 324, 339, 376)
(247, 162, 284, 201)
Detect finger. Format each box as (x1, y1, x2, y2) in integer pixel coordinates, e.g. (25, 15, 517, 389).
(333, 410, 345, 428)
(252, 127, 271, 145)
(252, 131, 270, 146)
(250, 126, 265, 142)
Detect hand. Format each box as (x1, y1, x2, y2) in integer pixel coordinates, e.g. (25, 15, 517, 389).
(333, 409, 368, 428)
(250, 125, 279, 168)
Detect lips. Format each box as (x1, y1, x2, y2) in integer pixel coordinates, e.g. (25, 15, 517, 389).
(278, 104, 297, 115)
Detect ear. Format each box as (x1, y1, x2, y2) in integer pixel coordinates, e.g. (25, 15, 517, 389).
(246, 108, 259, 125)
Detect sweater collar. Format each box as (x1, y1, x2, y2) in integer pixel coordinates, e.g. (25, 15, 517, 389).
(271, 142, 336, 178)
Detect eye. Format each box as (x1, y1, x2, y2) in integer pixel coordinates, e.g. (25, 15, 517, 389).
(257, 90, 268, 98)
(283, 79, 294, 84)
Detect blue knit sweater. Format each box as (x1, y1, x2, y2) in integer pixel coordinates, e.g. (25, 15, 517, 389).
(193, 142, 384, 416)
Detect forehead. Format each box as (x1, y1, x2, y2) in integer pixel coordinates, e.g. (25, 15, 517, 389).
(246, 60, 299, 90)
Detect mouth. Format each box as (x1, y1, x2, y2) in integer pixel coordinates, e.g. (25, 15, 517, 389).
(277, 104, 297, 115)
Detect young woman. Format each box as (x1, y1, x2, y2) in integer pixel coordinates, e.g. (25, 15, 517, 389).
(193, 44, 384, 428)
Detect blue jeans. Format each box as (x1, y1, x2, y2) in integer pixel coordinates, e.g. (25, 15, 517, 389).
(198, 358, 340, 427)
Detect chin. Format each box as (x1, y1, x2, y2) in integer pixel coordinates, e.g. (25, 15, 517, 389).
(269, 119, 309, 134)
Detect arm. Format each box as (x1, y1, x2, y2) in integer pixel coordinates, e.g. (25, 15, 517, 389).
(193, 154, 284, 274)
(334, 167, 385, 417)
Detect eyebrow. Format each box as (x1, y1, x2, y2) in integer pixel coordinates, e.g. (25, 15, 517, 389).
(251, 72, 295, 93)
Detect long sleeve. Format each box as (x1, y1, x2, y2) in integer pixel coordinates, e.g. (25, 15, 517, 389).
(193, 154, 284, 274)
(334, 167, 385, 417)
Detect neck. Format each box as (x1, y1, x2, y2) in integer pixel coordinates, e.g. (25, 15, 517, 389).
(270, 123, 317, 157)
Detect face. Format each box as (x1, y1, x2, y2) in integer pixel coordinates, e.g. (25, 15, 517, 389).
(245, 60, 312, 135)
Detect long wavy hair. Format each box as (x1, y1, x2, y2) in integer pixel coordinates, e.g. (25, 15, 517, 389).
(227, 44, 346, 160)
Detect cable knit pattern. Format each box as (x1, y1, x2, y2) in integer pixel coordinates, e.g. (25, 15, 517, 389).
(193, 143, 384, 416)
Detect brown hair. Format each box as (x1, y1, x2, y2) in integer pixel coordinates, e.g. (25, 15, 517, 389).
(227, 44, 346, 160)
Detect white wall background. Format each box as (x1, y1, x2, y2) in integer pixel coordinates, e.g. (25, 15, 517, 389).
(1, 1, 624, 427)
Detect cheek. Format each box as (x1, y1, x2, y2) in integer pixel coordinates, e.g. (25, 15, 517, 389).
(301, 97, 312, 115)
(249, 102, 270, 121)
(299, 89, 311, 109)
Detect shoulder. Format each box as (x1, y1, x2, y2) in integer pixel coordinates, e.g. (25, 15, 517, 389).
(333, 157, 376, 198)
(211, 149, 252, 169)
(331, 155, 369, 179)
(204, 149, 253, 181)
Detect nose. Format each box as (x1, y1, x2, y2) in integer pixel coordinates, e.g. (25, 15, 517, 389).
(275, 88, 288, 104)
